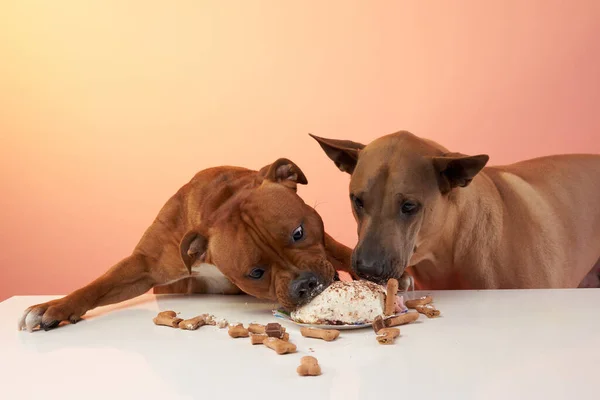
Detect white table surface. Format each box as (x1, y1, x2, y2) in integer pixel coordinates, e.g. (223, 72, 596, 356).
(1, 290, 599, 400)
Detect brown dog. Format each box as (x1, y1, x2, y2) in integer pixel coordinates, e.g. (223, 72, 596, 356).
(18, 158, 354, 332)
(311, 131, 600, 290)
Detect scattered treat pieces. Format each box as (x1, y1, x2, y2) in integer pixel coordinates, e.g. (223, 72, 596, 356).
(281, 332, 290, 342)
(250, 333, 268, 345)
(228, 323, 249, 338)
(376, 328, 400, 345)
(156, 310, 177, 319)
(372, 315, 387, 333)
(216, 318, 229, 329)
(384, 278, 399, 316)
(297, 356, 321, 376)
(248, 323, 266, 334)
(265, 322, 285, 338)
(204, 314, 217, 325)
(300, 327, 340, 342)
(263, 337, 297, 355)
(385, 311, 419, 327)
(415, 304, 441, 318)
(178, 315, 206, 330)
(153, 311, 183, 328)
(405, 295, 433, 309)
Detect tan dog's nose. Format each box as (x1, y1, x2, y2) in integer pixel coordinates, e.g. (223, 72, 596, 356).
(353, 258, 384, 281)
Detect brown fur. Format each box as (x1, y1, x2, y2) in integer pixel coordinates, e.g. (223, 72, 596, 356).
(312, 131, 600, 289)
(18, 159, 354, 332)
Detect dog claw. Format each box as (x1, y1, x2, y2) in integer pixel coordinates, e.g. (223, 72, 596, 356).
(41, 320, 60, 331)
(18, 300, 83, 332)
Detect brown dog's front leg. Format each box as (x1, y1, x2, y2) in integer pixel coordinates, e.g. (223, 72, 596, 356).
(18, 253, 172, 332)
(324, 232, 360, 280)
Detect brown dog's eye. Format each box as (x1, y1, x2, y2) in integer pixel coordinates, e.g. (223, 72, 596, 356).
(401, 201, 420, 215)
(292, 225, 304, 242)
(248, 268, 265, 279)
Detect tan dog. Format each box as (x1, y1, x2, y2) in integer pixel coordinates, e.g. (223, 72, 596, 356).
(18, 158, 354, 332)
(311, 131, 600, 290)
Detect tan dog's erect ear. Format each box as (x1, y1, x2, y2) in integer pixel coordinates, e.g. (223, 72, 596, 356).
(179, 230, 209, 271)
(432, 153, 489, 194)
(309, 134, 365, 174)
(259, 158, 308, 190)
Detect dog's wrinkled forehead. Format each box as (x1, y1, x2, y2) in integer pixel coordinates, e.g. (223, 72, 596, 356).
(353, 151, 433, 194)
(352, 133, 447, 192)
(243, 182, 315, 224)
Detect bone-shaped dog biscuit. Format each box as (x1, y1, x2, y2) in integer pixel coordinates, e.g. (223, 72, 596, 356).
(178, 315, 206, 330)
(263, 337, 296, 354)
(300, 327, 340, 342)
(153, 311, 183, 327)
(385, 311, 420, 327)
(405, 295, 433, 309)
(384, 278, 399, 316)
(248, 323, 265, 334)
(228, 323, 249, 338)
(415, 304, 441, 318)
(250, 333, 268, 345)
(297, 356, 321, 376)
(376, 328, 400, 344)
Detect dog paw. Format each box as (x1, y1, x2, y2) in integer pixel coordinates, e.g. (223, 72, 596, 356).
(18, 299, 85, 332)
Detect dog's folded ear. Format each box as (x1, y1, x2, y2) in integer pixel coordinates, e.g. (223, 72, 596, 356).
(309, 134, 365, 174)
(179, 229, 209, 272)
(432, 153, 489, 193)
(259, 158, 308, 190)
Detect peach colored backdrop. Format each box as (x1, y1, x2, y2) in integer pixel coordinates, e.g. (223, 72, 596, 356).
(1, 1, 599, 301)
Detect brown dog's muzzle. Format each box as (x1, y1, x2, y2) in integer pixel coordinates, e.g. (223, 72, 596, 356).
(288, 271, 326, 304)
(278, 259, 335, 310)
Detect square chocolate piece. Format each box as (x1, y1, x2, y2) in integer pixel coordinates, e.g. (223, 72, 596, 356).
(265, 322, 283, 338)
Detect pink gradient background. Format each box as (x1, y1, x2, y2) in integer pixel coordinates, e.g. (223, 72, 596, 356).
(1, 1, 599, 300)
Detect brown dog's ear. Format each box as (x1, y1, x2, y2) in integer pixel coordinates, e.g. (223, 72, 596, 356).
(259, 158, 308, 190)
(179, 229, 209, 272)
(432, 153, 489, 194)
(309, 134, 365, 174)
(323, 232, 360, 280)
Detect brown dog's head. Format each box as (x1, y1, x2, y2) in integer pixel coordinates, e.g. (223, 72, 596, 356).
(178, 159, 351, 310)
(311, 131, 489, 284)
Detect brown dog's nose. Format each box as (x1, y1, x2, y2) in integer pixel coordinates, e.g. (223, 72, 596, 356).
(289, 272, 322, 304)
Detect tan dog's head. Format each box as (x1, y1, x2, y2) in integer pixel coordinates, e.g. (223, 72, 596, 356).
(179, 159, 349, 310)
(311, 131, 488, 284)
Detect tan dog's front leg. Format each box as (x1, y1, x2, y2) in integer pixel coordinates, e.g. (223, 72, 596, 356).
(18, 253, 175, 332)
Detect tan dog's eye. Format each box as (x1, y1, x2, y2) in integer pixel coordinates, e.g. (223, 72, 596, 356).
(292, 225, 304, 242)
(248, 268, 266, 279)
(401, 201, 420, 215)
(350, 194, 364, 212)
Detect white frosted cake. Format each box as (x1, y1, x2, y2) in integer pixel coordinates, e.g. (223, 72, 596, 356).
(290, 281, 386, 325)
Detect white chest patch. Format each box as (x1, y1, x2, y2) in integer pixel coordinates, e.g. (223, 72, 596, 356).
(191, 263, 239, 294)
